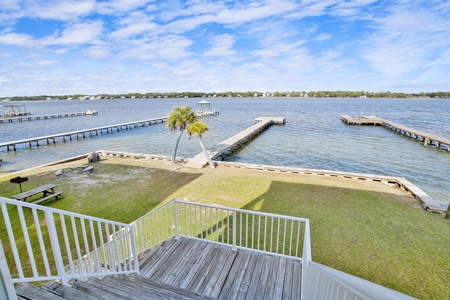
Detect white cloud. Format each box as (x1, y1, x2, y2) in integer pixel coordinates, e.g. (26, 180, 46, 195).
(215, 0, 298, 25)
(29, 0, 96, 21)
(314, 33, 331, 42)
(165, 14, 216, 34)
(251, 40, 306, 58)
(111, 22, 158, 39)
(204, 34, 236, 57)
(0, 0, 449, 95)
(36, 60, 59, 66)
(0, 31, 36, 47)
(43, 21, 104, 46)
(96, 0, 153, 15)
(85, 46, 110, 59)
(286, 0, 341, 19)
(158, 1, 225, 22)
(361, 4, 450, 76)
(0, 0, 20, 10)
(332, 0, 378, 17)
(121, 34, 193, 60)
(110, 11, 159, 39)
(165, 0, 298, 35)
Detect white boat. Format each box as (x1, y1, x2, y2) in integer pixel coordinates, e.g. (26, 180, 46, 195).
(86, 110, 98, 115)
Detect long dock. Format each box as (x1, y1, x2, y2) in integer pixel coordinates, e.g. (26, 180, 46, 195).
(341, 115, 450, 151)
(0, 111, 98, 123)
(186, 117, 285, 168)
(0, 117, 167, 152)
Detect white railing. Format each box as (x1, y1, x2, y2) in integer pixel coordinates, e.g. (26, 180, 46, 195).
(303, 261, 417, 300)
(1, 195, 415, 299)
(0, 240, 17, 300)
(134, 199, 414, 300)
(0, 196, 139, 285)
(133, 198, 311, 260)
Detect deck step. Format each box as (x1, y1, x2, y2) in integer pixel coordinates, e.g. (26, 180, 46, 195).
(16, 273, 215, 299)
(16, 283, 66, 300)
(41, 281, 98, 300)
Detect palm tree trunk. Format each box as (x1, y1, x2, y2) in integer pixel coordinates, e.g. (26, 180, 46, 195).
(198, 136, 215, 168)
(172, 130, 184, 162)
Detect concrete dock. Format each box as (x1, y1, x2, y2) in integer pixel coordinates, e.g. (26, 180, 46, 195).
(0, 117, 167, 151)
(0, 111, 98, 123)
(341, 115, 450, 151)
(186, 117, 285, 168)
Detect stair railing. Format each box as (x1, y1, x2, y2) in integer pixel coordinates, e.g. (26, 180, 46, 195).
(133, 198, 311, 261)
(0, 196, 139, 285)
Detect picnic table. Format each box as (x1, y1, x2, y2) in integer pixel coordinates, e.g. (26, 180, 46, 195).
(12, 184, 62, 204)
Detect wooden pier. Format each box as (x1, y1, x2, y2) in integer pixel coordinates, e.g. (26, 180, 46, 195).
(186, 117, 285, 168)
(0, 117, 167, 152)
(341, 115, 450, 151)
(0, 110, 98, 123)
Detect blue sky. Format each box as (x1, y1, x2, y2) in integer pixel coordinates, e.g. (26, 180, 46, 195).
(1, 0, 449, 96)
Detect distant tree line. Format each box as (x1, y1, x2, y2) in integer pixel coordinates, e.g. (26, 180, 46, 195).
(2, 90, 450, 101)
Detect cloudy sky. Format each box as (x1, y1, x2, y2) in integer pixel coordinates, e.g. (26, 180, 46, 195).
(1, 0, 449, 96)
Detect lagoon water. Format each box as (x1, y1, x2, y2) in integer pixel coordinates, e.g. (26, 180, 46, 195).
(1, 98, 449, 205)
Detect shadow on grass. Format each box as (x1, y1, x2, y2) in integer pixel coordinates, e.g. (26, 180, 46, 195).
(192, 180, 448, 299)
(1, 162, 203, 223)
(0, 162, 203, 280)
(239, 180, 449, 299)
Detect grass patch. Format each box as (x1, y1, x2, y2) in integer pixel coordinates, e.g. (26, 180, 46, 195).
(1, 157, 449, 299)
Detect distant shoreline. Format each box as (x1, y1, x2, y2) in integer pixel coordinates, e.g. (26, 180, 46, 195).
(2, 91, 450, 101)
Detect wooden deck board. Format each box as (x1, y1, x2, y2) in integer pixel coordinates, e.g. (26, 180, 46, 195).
(151, 238, 195, 281)
(187, 246, 221, 291)
(198, 247, 232, 295)
(292, 260, 302, 299)
(170, 241, 213, 287)
(161, 239, 203, 284)
(234, 252, 259, 300)
(208, 249, 238, 298)
(178, 242, 216, 289)
(282, 258, 294, 300)
(139, 237, 302, 300)
(218, 251, 252, 300)
(243, 254, 266, 300)
(140, 238, 183, 276)
(273, 256, 287, 299)
(194, 246, 229, 293)
(256, 256, 278, 299)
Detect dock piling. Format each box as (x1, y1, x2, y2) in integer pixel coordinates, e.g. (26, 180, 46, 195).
(0, 116, 168, 152)
(342, 115, 450, 152)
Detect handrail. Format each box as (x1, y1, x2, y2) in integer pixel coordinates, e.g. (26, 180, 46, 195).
(134, 199, 311, 260)
(303, 261, 417, 300)
(1, 196, 415, 299)
(0, 196, 138, 285)
(131, 200, 177, 253)
(0, 240, 17, 300)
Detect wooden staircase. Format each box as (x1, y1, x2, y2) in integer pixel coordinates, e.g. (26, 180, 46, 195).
(16, 274, 215, 300)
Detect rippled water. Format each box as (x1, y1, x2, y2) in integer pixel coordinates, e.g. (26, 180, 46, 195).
(1, 98, 449, 204)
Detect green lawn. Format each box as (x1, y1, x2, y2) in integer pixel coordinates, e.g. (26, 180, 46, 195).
(1, 158, 449, 299)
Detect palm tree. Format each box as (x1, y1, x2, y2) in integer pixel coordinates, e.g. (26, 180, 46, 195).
(188, 121, 215, 168)
(167, 106, 197, 163)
